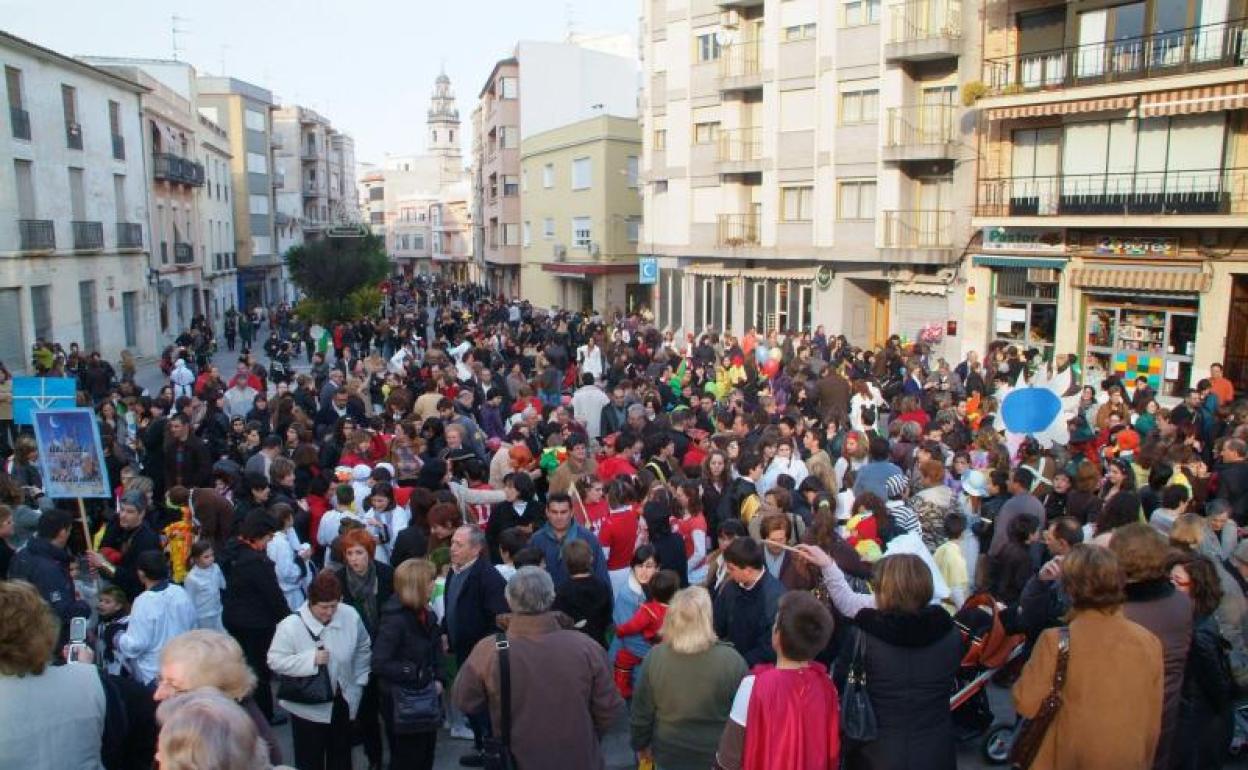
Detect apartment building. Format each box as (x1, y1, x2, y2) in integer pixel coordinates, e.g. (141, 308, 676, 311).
(640, 0, 977, 356)
(197, 76, 283, 308)
(198, 115, 238, 322)
(0, 32, 152, 368)
(520, 115, 647, 312)
(966, 0, 1248, 396)
(474, 40, 640, 300)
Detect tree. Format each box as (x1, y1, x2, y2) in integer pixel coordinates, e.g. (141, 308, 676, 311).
(285, 231, 389, 324)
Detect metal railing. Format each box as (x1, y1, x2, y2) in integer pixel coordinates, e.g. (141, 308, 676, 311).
(301, 146, 318, 160)
(717, 213, 761, 246)
(18, 219, 55, 251)
(886, 104, 956, 147)
(983, 18, 1248, 96)
(976, 167, 1248, 217)
(882, 210, 954, 248)
(717, 126, 763, 163)
(889, 0, 961, 44)
(720, 38, 762, 80)
(153, 153, 205, 186)
(72, 221, 103, 250)
(116, 221, 143, 249)
(173, 242, 194, 264)
(303, 180, 324, 195)
(10, 106, 30, 140)
(111, 133, 125, 160)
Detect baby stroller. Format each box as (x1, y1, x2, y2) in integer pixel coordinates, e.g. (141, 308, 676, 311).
(949, 593, 1027, 759)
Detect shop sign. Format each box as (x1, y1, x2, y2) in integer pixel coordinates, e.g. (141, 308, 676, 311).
(815, 265, 833, 290)
(1094, 235, 1177, 257)
(981, 227, 1065, 253)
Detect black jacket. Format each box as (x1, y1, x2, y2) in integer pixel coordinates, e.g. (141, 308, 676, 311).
(391, 525, 430, 568)
(650, 530, 690, 588)
(97, 522, 163, 601)
(600, 403, 628, 436)
(552, 575, 614, 649)
(222, 545, 290, 631)
(163, 434, 212, 489)
(443, 556, 508, 663)
(717, 477, 759, 528)
(8, 537, 91, 636)
(1216, 460, 1248, 525)
(712, 570, 784, 666)
(371, 597, 444, 694)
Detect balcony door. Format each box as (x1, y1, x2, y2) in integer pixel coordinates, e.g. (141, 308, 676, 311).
(1017, 7, 1066, 87)
(1076, 3, 1145, 79)
(1011, 127, 1060, 214)
(1193, 0, 1229, 61)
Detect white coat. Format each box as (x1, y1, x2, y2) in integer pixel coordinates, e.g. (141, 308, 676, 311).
(267, 603, 371, 723)
(116, 582, 198, 685)
(183, 563, 226, 630)
(266, 529, 309, 610)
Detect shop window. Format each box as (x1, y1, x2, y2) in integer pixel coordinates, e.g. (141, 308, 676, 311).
(1083, 298, 1197, 397)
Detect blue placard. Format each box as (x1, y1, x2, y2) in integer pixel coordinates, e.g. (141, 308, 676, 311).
(12, 376, 78, 426)
(31, 408, 110, 499)
(639, 257, 658, 285)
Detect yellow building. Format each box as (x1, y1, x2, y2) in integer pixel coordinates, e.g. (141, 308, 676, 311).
(519, 115, 647, 314)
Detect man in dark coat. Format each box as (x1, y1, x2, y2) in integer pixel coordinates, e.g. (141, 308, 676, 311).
(163, 413, 212, 489)
(814, 365, 850, 426)
(8, 508, 91, 642)
(1215, 438, 1248, 524)
(712, 537, 783, 666)
(95, 491, 163, 601)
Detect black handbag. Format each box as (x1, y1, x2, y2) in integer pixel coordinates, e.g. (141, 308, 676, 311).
(391, 670, 443, 734)
(481, 633, 518, 770)
(840, 631, 878, 742)
(276, 617, 334, 705)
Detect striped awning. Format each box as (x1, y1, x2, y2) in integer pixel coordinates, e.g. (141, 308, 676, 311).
(1070, 266, 1211, 293)
(985, 94, 1136, 121)
(685, 265, 740, 278)
(738, 267, 814, 280)
(893, 282, 949, 296)
(1139, 82, 1248, 117)
(972, 255, 1067, 269)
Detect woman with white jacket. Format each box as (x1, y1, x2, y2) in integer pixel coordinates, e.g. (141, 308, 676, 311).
(267, 503, 312, 610)
(268, 570, 371, 770)
(362, 482, 409, 565)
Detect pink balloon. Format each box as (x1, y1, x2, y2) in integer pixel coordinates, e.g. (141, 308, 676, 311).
(762, 359, 781, 378)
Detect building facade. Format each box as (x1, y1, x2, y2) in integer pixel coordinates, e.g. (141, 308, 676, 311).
(520, 115, 646, 313)
(474, 59, 522, 295)
(965, 0, 1248, 396)
(197, 77, 283, 309)
(199, 114, 237, 323)
(640, 0, 977, 357)
(0, 32, 153, 368)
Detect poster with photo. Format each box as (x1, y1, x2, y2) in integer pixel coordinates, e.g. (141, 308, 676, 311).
(31, 408, 110, 499)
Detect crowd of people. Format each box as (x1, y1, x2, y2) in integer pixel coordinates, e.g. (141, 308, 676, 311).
(1, 273, 1247, 770)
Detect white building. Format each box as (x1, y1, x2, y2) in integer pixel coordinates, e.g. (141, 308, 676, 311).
(198, 114, 238, 322)
(0, 31, 154, 368)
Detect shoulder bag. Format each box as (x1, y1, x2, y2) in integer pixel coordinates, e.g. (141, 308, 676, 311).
(481, 633, 518, 770)
(1008, 627, 1070, 769)
(391, 616, 444, 734)
(275, 617, 335, 705)
(839, 630, 878, 742)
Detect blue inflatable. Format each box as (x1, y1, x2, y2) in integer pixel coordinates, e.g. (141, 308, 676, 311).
(1001, 387, 1062, 435)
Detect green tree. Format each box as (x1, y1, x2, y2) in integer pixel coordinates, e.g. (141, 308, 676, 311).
(285, 231, 389, 324)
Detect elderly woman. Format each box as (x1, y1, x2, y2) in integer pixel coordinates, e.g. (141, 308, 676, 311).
(267, 570, 372, 770)
(153, 629, 282, 765)
(1013, 544, 1164, 769)
(154, 689, 280, 770)
(910, 459, 956, 552)
(0, 581, 107, 770)
(630, 587, 748, 770)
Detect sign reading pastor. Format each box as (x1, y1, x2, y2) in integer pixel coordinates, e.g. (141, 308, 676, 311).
(981, 227, 1065, 254)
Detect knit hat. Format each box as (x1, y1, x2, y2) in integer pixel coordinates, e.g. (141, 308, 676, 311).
(120, 490, 147, 511)
(884, 474, 910, 501)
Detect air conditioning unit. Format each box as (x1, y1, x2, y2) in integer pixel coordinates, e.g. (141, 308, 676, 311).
(554, 244, 567, 261)
(1027, 268, 1059, 284)
(589, 242, 601, 258)
(720, 9, 740, 28)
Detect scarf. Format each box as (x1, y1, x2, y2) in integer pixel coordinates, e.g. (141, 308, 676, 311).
(346, 561, 379, 632)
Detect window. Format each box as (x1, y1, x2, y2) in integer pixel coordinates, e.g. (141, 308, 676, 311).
(543, 217, 555, 238)
(500, 76, 518, 99)
(572, 217, 592, 248)
(784, 23, 817, 41)
(543, 163, 554, 188)
(249, 194, 269, 215)
(5, 66, 23, 109)
(654, 180, 669, 193)
(843, 0, 881, 26)
(838, 180, 876, 219)
(626, 156, 639, 187)
(246, 152, 268, 174)
(503, 175, 519, 196)
(694, 121, 720, 144)
(370, 211, 385, 224)
(502, 223, 521, 246)
(113, 174, 127, 221)
(521, 169, 528, 192)
(244, 109, 266, 132)
(500, 126, 518, 149)
(571, 157, 592, 190)
(839, 86, 879, 124)
(653, 129, 667, 150)
(781, 186, 814, 221)
(13, 160, 35, 218)
(626, 217, 641, 243)
(31, 285, 52, 343)
(62, 84, 80, 148)
(696, 33, 722, 62)
(523, 221, 532, 247)
(413, 233, 425, 250)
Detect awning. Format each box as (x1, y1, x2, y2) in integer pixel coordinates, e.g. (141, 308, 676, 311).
(684, 265, 814, 280)
(1140, 82, 1248, 117)
(1070, 266, 1211, 293)
(893, 282, 949, 296)
(541, 262, 636, 276)
(972, 255, 1067, 269)
(985, 94, 1136, 121)
(685, 265, 740, 278)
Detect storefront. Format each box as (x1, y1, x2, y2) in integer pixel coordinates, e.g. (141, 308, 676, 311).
(971, 254, 1067, 363)
(684, 265, 816, 336)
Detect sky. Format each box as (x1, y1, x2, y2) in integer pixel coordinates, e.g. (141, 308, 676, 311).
(1, 0, 640, 164)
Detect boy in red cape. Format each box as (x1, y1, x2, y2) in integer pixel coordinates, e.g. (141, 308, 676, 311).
(715, 591, 840, 770)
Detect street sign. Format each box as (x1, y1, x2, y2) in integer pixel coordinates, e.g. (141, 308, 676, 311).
(13, 377, 78, 426)
(639, 257, 658, 285)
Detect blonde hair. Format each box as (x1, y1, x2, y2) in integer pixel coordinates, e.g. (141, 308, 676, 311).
(873, 553, 933, 613)
(0, 581, 59, 676)
(660, 587, 719, 655)
(1168, 513, 1208, 552)
(160, 631, 257, 700)
(155, 689, 270, 770)
(394, 558, 437, 611)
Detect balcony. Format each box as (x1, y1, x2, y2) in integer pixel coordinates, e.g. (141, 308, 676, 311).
(717, 127, 764, 173)
(66, 121, 82, 149)
(301, 146, 318, 161)
(882, 210, 954, 255)
(18, 219, 55, 252)
(982, 18, 1247, 98)
(883, 105, 957, 162)
(10, 106, 30, 140)
(111, 133, 125, 160)
(173, 242, 194, 264)
(717, 213, 761, 247)
(720, 39, 763, 91)
(153, 153, 205, 186)
(718, 0, 763, 6)
(975, 168, 1248, 219)
(886, 0, 961, 61)
(303, 180, 324, 197)
(71, 221, 103, 251)
(116, 221, 143, 251)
